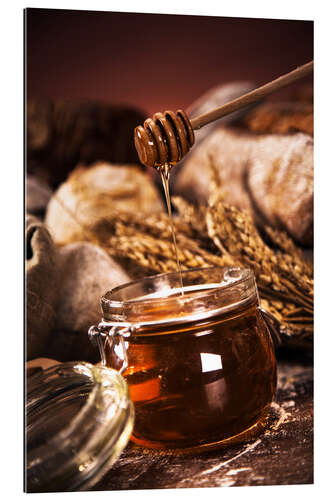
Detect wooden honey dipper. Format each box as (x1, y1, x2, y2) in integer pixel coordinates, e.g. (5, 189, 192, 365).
(134, 60, 313, 168)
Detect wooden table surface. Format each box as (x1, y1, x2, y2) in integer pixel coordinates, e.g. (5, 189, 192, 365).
(92, 351, 313, 490)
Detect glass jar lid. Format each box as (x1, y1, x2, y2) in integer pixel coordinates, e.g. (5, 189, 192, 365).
(25, 361, 134, 492)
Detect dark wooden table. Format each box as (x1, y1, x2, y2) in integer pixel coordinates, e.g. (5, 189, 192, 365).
(93, 351, 313, 490)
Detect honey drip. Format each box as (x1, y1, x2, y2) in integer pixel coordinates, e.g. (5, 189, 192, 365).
(158, 163, 184, 295)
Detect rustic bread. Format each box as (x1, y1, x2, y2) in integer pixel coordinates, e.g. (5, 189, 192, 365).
(175, 126, 313, 246)
(45, 162, 164, 246)
(243, 101, 313, 136)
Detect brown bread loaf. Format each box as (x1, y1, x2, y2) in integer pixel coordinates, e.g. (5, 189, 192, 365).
(175, 126, 313, 246)
(45, 162, 164, 246)
(243, 102, 313, 136)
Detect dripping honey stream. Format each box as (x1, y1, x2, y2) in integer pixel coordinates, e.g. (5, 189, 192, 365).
(158, 163, 184, 295)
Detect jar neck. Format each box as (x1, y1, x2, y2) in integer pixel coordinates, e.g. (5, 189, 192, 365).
(102, 293, 258, 331)
(101, 267, 258, 328)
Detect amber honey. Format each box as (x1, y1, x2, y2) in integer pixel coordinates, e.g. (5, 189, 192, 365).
(158, 162, 184, 293)
(101, 273, 277, 451)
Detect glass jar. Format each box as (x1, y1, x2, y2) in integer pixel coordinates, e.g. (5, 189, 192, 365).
(89, 266, 277, 452)
(25, 362, 134, 492)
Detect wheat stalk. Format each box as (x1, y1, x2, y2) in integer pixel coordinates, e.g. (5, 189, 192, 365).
(53, 165, 313, 348)
(104, 231, 235, 274)
(204, 157, 313, 345)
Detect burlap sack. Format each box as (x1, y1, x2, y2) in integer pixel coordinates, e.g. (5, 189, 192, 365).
(26, 215, 59, 360)
(45, 162, 164, 246)
(26, 217, 130, 363)
(44, 242, 129, 363)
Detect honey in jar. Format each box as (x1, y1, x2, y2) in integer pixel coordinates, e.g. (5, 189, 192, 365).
(93, 267, 277, 452)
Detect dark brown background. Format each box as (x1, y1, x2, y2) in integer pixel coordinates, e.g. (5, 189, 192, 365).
(26, 9, 313, 115)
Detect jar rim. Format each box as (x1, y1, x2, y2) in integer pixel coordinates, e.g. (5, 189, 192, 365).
(26, 362, 134, 492)
(101, 266, 256, 327)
